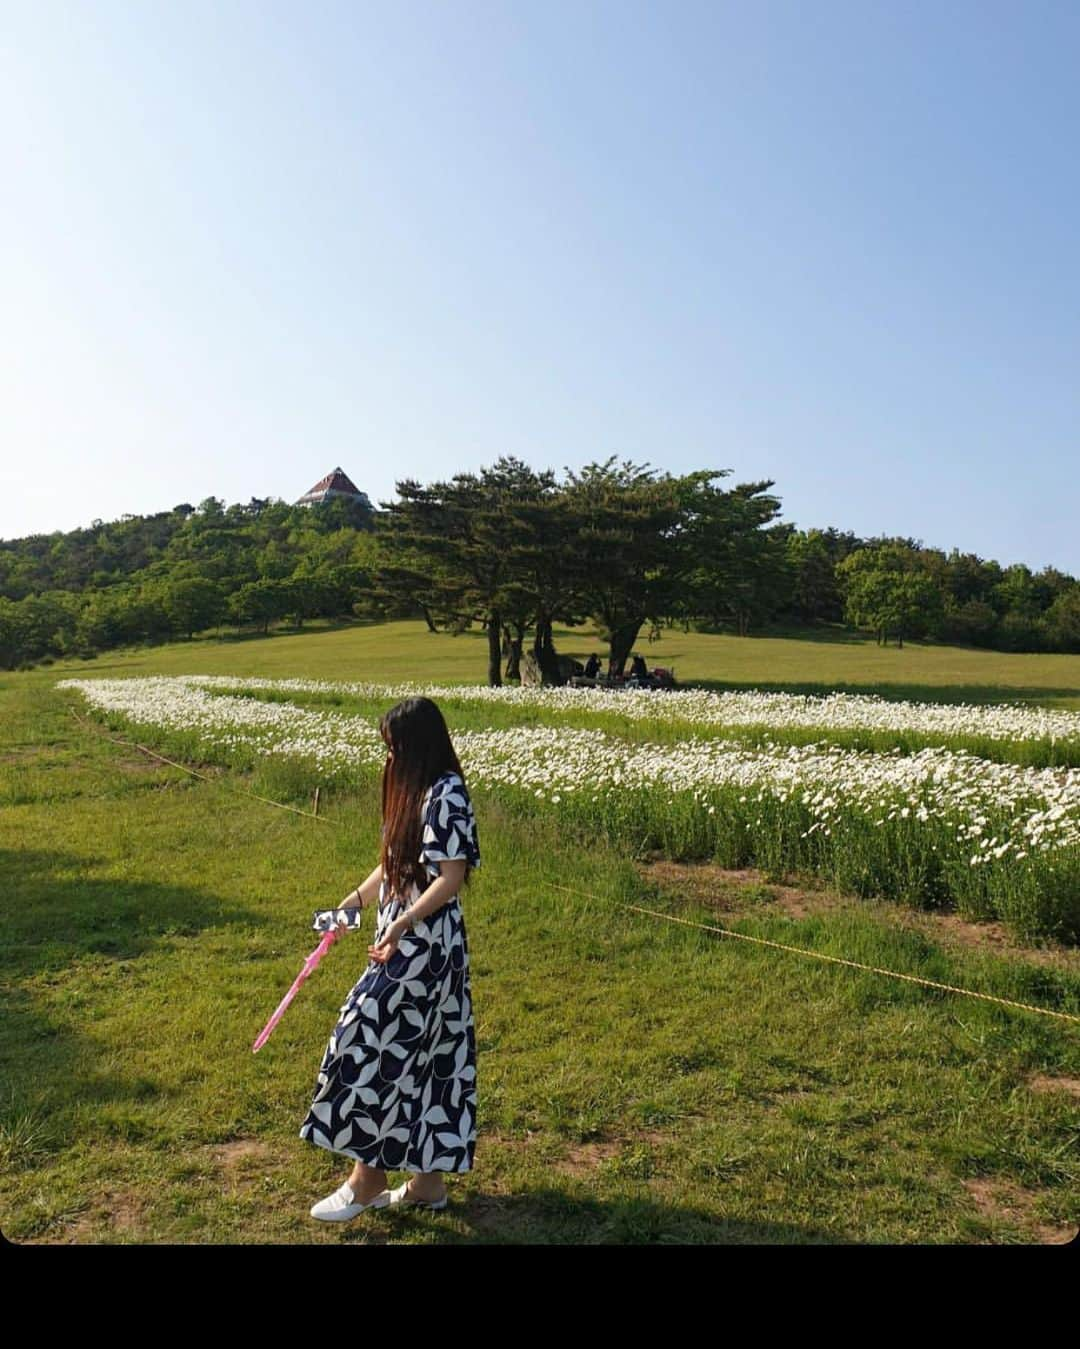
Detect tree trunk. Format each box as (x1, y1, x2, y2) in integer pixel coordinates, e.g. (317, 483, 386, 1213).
(608, 618, 643, 678)
(487, 610, 503, 687)
(504, 623, 523, 681)
(420, 604, 438, 634)
(532, 616, 561, 684)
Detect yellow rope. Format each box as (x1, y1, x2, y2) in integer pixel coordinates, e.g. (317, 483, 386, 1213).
(541, 881, 1080, 1026)
(68, 708, 335, 824)
(69, 707, 1080, 1026)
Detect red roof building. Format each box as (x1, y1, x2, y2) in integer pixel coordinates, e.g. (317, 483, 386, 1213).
(296, 468, 372, 510)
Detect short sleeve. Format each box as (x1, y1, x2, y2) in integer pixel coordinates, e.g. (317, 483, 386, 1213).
(420, 773, 481, 871)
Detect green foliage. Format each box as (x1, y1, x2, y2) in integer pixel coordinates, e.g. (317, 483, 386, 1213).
(374, 457, 790, 682)
(2, 462, 1079, 676)
(0, 494, 376, 667)
(838, 543, 945, 647)
(677, 479, 788, 636)
(554, 459, 680, 674)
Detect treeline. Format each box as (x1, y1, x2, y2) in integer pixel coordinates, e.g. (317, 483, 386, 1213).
(0, 494, 379, 669)
(2, 457, 1078, 675)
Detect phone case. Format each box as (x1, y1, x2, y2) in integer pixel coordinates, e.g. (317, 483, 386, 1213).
(312, 907, 365, 933)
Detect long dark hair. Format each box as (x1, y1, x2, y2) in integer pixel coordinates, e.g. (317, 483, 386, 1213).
(379, 697, 470, 899)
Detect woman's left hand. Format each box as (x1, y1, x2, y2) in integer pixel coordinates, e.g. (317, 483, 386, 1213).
(369, 918, 410, 964)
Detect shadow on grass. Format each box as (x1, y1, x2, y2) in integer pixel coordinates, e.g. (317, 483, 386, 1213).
(685, 625, 870, 647)
(686, 679, 1080, 705)
(343, 1189, 856, 1245)
(202, 619, 383, 644)
(53, 619, 378, 672)
(0, 848, 260, 979)
(0, 846, 266, 1152)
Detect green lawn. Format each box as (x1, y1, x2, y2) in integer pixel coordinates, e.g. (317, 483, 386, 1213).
(42, 617, 1080, 709)
(2, 624, 1079, 1244)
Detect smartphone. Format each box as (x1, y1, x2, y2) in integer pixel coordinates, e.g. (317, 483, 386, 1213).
(312, 907, 365, 933)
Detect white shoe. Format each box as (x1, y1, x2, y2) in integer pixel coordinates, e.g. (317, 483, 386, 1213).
(310, 1180, 391, 1222)
(388, 1180, 448, 1211)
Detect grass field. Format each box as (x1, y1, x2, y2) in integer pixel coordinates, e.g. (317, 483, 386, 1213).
(2, 622, 1079, 1244)
(39, 617, 1080, 708)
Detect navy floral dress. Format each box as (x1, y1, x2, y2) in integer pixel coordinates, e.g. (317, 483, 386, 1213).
(299, 771, 481, 1173)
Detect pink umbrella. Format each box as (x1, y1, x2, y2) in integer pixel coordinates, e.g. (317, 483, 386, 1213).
(251, 908, 366, 1054)
(252, 928, 339, 1054)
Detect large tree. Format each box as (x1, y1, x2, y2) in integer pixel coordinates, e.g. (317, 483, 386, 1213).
(559, 459, 690, 677)
(786, 528, 842, 625)
(482, 457, 579, 684)
(837, 543, 943, 647)
(375, 471, 521, 685)
(677, 479, 786, 636)
(374, 457, 589, 685)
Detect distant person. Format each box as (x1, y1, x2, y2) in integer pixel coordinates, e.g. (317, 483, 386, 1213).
(630, 654, 648, 679)
(584, 653, 601, 679)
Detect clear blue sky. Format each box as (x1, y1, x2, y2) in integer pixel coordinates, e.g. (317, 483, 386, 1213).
(3, 1, 1078, 571)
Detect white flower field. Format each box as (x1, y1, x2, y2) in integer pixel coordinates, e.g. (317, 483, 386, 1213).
(58, 674, 1080, 941)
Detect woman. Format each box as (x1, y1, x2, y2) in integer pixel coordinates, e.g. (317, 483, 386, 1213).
(299, 696, 481, 1222)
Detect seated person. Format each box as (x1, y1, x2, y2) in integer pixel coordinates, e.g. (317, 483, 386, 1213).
(584, 653, 601, 679)
(629, 653, 649, 679)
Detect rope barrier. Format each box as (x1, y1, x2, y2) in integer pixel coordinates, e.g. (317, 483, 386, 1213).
(541, 886, 1080, 1025)
(68, 708, 336, 824)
